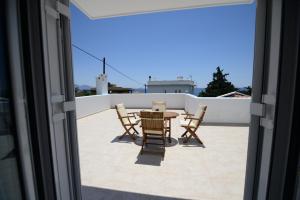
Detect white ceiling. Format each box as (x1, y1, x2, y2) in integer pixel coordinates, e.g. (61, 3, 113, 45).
(71, 0, 254, 20)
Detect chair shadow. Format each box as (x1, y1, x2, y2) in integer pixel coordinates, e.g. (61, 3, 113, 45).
(111, 135, 136, 144)
(177, 137, 206, 148)
(135, 150, 164, 166)
(133, 137, 178, 147)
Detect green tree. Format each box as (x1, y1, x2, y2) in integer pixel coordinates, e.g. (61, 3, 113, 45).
(199, 66, 236, 97)
(75, 86, 79, 94)
(238, 86, 252, 95)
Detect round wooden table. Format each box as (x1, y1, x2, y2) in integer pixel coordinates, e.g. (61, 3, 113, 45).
(163, 112, 179, 143)
(138, 111, 179, 143)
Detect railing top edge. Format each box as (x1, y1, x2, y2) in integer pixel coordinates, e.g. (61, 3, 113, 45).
(75, 93, 251, 100)
(191, 97, 252, 99)
(109, 93, 187, 95)
(75, 94, 110, 99)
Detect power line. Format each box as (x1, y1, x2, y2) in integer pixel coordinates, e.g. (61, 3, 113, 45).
(72, 44, 103, 62)
(105, 62, 144, 86)
(72, 44, 144, 86)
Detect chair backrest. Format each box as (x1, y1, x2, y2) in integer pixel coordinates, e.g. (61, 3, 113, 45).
(115, 103, 130, 125)
(152, 101, 166, 112)
(190, 105, 207, 128)
(140, 111, 164, 134)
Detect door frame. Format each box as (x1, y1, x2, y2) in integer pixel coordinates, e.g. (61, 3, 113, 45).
(6, 0, 57, 199)
(267, 1, 300, 199)
(243, 0, 268, 198)
(245, 0, 300, 199)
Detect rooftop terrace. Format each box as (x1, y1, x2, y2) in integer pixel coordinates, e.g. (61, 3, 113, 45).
(77, 104, 249, 199)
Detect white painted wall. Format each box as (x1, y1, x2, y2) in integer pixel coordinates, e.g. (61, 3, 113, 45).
(110, 93, 185, 109)
(76, 95, 110, 119)
(185, 94, 251, 124)
(76, 93, 251, 124)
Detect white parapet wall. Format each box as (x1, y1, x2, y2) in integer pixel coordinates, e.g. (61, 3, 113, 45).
(76, 95, 111, 119)
(185, 94, 251, 124)
(76, 93, 251, 124)
(110, 93, 186, 109)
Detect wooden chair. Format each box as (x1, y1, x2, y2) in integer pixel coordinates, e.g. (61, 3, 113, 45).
(180, 105, 207, 144)
(152, 101, 166, 112)
(152, 101, 169, 134)
(140, 111, 166, 154)
(115, 103, 140, 140)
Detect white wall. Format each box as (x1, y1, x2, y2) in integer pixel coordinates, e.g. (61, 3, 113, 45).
(76, 93, 251, 124)
(76, 95, 110, 119)
(110, 93, 186, 109)
(185, 94, 251, 124)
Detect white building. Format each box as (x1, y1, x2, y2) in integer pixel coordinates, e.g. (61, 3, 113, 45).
(147, 76, 195, 94)
(96, 74, 108, 95)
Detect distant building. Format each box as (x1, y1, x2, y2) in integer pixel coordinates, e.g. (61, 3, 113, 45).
(87, 83, 133, 95)
(108, 86, 133, 94)
(217, 91, 250, 98)
(108, 83, 133, 94)
(147, 76, 195, 94)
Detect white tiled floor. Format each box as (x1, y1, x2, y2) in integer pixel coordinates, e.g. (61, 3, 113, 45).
(77, 109, 249, 200)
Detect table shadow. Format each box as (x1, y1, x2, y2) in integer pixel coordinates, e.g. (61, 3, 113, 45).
(178, 137, 206, 148)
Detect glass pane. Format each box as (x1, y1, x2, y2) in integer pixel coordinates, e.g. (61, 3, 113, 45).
(0, 9, 23, 200)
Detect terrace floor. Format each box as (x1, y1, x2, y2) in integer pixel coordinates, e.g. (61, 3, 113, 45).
(77, 109, 249, 200)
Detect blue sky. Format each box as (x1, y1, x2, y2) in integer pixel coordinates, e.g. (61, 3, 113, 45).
(71, 3, 256, 88)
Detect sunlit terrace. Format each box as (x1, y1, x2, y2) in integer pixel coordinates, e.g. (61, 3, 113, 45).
(76, 93, 250, 200)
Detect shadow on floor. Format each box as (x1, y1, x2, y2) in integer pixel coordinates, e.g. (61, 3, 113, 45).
(135, 150, 165, 166)
(112, 135, 179, 148)
(111, 135, 137, 144)
(177, 137, 206, 148)
(134, 137, 178, 147)
(81, 185, 186, 200)
(165, 138, 179, 147)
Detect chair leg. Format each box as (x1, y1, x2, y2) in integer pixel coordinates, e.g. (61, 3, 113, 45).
(194, 134, 203, 144)
(128, 128, 136, 140)
(130, 133, 136, 140)
(181, 130, 188, 137)
(145, 134, 148, 147)
(132, 126, 139, 135)
(163, 134, 166, 150)
(185, 129, 203, 144)
(184, 134, 193, 143)
(190, 128, 202, 144)
(119, 126, 135, 140)
(162, 136, 166, 159)
(141, 135, 145, 154)
(119, 131, 127, 139)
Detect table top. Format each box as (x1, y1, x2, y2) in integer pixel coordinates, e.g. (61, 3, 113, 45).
(163, 111, 179, 118)
(137, 111, 179, 118)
